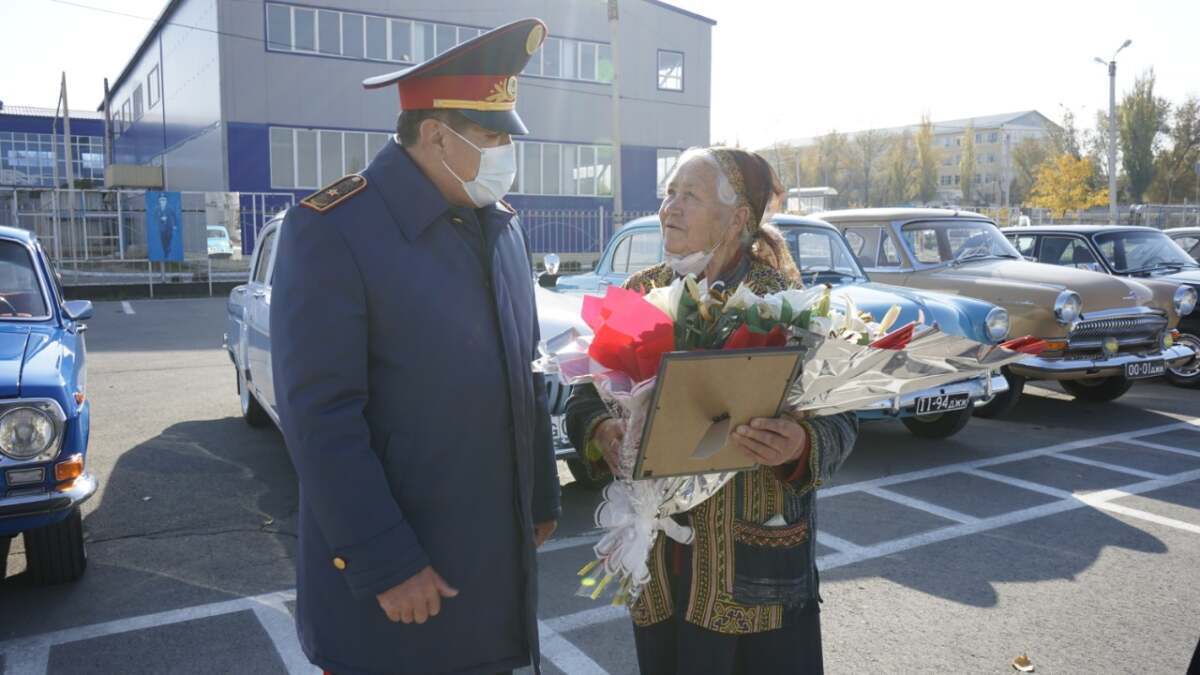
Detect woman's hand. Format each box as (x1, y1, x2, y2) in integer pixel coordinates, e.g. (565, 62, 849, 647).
(593, 418, 625, 474)
(734, 417, 808, 467)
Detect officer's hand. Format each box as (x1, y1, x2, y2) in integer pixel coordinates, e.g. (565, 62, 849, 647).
(734, 417, 809, 467)
(376, 566, 459, 624)
(593, 419, 625, 475)
(534, 520, 557, 548)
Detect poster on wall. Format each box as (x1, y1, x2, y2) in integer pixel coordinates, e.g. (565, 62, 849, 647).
(146, 191, 183, 262)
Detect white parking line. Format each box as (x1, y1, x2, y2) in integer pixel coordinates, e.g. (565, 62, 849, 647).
(816, 532, 869, 554)
(1051, 452, 1165, 479)
(121, 301, 134, 315)
(1124, 438, 1200, 459)
(1089, 502, 1200, 535)
(862, 486, 980, 524)
(538, 621, 610, 675)
(541, 532, 602, 553)
(251, 597, 319, 674)
(964, 468, 1073, 499)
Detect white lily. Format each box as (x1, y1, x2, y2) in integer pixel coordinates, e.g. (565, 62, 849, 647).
(724, 283, 763, 312)
(643, 281, 685, 321)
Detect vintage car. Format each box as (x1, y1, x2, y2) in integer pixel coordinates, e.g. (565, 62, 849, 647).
(224, 215, 591, 481)
(814, 209, 1195, 409)
(1000, 224, 1198, 387)
(1165, 227, 1200, 263)
(0, 226, 94, 585)
(551, 215, 1014, 440)
(207, 225, 235, 259)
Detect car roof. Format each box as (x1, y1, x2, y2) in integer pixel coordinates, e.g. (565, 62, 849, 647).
(770, 214, 840, 231)
(999, 224, 1162, 234)
(1165, 227, 1200, 235)
(810, 207, 988, 222)
(0, 225, 36, 245)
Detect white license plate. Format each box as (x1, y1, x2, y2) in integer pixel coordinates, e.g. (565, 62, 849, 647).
(914, 392, 971, 416)
(1125, 360, 1164, 379)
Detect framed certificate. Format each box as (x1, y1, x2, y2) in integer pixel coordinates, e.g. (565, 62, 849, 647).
(631, 348, 804, 479)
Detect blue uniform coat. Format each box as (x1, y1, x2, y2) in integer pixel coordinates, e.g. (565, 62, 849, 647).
(271, 140, 560, 675)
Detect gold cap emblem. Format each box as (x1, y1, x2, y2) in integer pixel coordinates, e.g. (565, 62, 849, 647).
(526, 24, 546, 55)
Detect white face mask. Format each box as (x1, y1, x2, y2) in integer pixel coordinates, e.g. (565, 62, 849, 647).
(664, 242, 719, 278)
(440, 124, 517, 207)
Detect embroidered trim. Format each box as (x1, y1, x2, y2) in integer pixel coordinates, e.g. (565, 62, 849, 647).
(732, 519, 810, 549)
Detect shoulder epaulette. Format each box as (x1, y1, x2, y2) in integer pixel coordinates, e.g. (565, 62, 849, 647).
(300, 174, 367, 213)
(497, 199, 516, 214)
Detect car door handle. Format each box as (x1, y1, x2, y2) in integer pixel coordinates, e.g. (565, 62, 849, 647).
(234, 287, 246, 295)
(252, 290, 266, 298)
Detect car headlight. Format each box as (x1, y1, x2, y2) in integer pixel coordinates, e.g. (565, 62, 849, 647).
(0, 406, 58, 460)
(1054, 290, 1082, 325)
(985, 307, 1010, 342)
(1174, 285, 1197, 316)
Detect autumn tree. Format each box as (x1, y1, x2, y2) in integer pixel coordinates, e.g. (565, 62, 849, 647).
(1010, 138, 1052, 205)
(852, 130, 890, 206)
(1029, 154, 1108, 217)
(883, 130, 917, 205)
(1049, 109, 1083, 159)
(1147, 96, 1200, 203)
(1119, 69, 1170, 203)
(810, 131, 851, 205)
(915, 115, 940, 204)
(959, 124, 977, 204)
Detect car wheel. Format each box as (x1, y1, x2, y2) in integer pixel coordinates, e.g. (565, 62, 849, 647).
(24, 507, 87, 585)
(900, 407, 973, 439)
(973, 369, 1025, 419)
(1060, 375, 1134, 402)
(1165, 332, 1200, 388)
(566, 457, 612, 490)
(238, 367, 271, 428)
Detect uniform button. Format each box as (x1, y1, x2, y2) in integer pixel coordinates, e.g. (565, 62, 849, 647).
(332, 557, 347, 570)
(450, 217, 464, 225)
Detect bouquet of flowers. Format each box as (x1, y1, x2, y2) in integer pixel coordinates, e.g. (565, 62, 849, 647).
(535, 276, 1044, 605)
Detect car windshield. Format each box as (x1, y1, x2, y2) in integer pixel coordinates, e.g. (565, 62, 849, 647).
(1093, 230, 1199, 273)
(208, 227, 229, 239)
(780, 226, 867, 284)
(0, 240, 48, 318)
(900, 220, 1021, 265)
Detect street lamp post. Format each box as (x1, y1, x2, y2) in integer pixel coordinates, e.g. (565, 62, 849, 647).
(1094, 39, 1131, 225)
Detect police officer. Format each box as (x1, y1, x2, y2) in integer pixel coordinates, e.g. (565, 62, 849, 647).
(270, 19, 559, 675)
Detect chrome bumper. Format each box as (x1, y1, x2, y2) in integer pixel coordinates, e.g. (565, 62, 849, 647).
(0, 473, 97, 520)
(1008, 344, 1196, 380)
(856, 373, 1008, 418)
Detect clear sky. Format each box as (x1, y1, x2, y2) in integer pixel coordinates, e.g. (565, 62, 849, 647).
(3, 0, 1198, 149)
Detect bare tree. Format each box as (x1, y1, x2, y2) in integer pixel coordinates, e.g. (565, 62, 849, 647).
(852, 129, 890, 207)
(1010, 137, 1052, 205)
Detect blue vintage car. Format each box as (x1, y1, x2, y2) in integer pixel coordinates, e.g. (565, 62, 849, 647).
(225, 214, 589, 472)
(0, 226, 94, 585)
(552, 215, 1012, 439)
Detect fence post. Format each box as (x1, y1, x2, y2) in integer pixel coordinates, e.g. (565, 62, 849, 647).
(598, 205, 606, 256)
(148, 260, 154, 298)
(117, 191, 125, 260)
(208, 256, 214, 297)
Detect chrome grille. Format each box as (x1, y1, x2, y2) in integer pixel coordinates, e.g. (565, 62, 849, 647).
(1068, 314, 1166, 349)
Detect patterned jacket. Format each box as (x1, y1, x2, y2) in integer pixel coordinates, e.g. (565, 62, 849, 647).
(565, 260, 858, 635)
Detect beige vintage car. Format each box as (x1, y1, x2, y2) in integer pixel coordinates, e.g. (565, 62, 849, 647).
(813, 208, 1195, 415)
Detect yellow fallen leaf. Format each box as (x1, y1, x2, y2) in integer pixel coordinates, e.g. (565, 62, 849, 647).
(1011, 653, 1034, 672)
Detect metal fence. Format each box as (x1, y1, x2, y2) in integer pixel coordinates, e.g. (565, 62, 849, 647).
(975, 204, 1200, 229)
(518, 208, 656, 269)
(0, 188, 293, 290)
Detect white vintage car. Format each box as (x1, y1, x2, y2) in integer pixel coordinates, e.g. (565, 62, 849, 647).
(223, 214, 591, 478)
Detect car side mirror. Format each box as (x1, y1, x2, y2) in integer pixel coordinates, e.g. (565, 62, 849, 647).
(63, 300, 94, 322)
(543, 253, 561, 276)
(1023, 255, 1037, 263)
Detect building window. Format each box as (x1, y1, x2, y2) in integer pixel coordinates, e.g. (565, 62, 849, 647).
(318, 10, 340, 55)
(988, 132, 998, 143)
(121, 100, 131, 131)
(366, 16, 387, 60)
(390, 19, 412, 62)
(147, 66, 160, 108)
(435, 24, 456, 55)
(270, 126, 390, 189)
(974, 132, 982, 143)
(580, 42, 597, 82)
(656, 149, 681, 197)
(342, 13, 363, 58)
(292, 7, 316, 52)
(132, 84, 144, 121)
(657, 50, 684, 91)
(542, 37, 561, 78)
(266, 4, 290, 50)
(512, 141, 613, 196)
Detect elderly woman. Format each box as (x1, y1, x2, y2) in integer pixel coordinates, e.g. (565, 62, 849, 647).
(565, 147, 858, 675)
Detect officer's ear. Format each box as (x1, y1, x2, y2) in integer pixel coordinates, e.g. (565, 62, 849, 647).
(418, 118, 448, 153)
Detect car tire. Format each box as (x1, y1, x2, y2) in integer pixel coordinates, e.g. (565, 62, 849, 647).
(973, 369, 1025, 419)
(1061, 375, 1134, 402)
(24, 507, 87, 585)
(566, 457, 612, 490)
(238, 368, 271, 428)
(900, 407, 973, 439)
(1165, 332, 1200, 388)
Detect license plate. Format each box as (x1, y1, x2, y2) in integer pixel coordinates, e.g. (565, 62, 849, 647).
(914, 392, 970, 416)
(1125, 360, 1164, 379)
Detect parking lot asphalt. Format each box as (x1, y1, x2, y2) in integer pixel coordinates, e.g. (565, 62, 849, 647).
(2, 297, 1198, 674)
